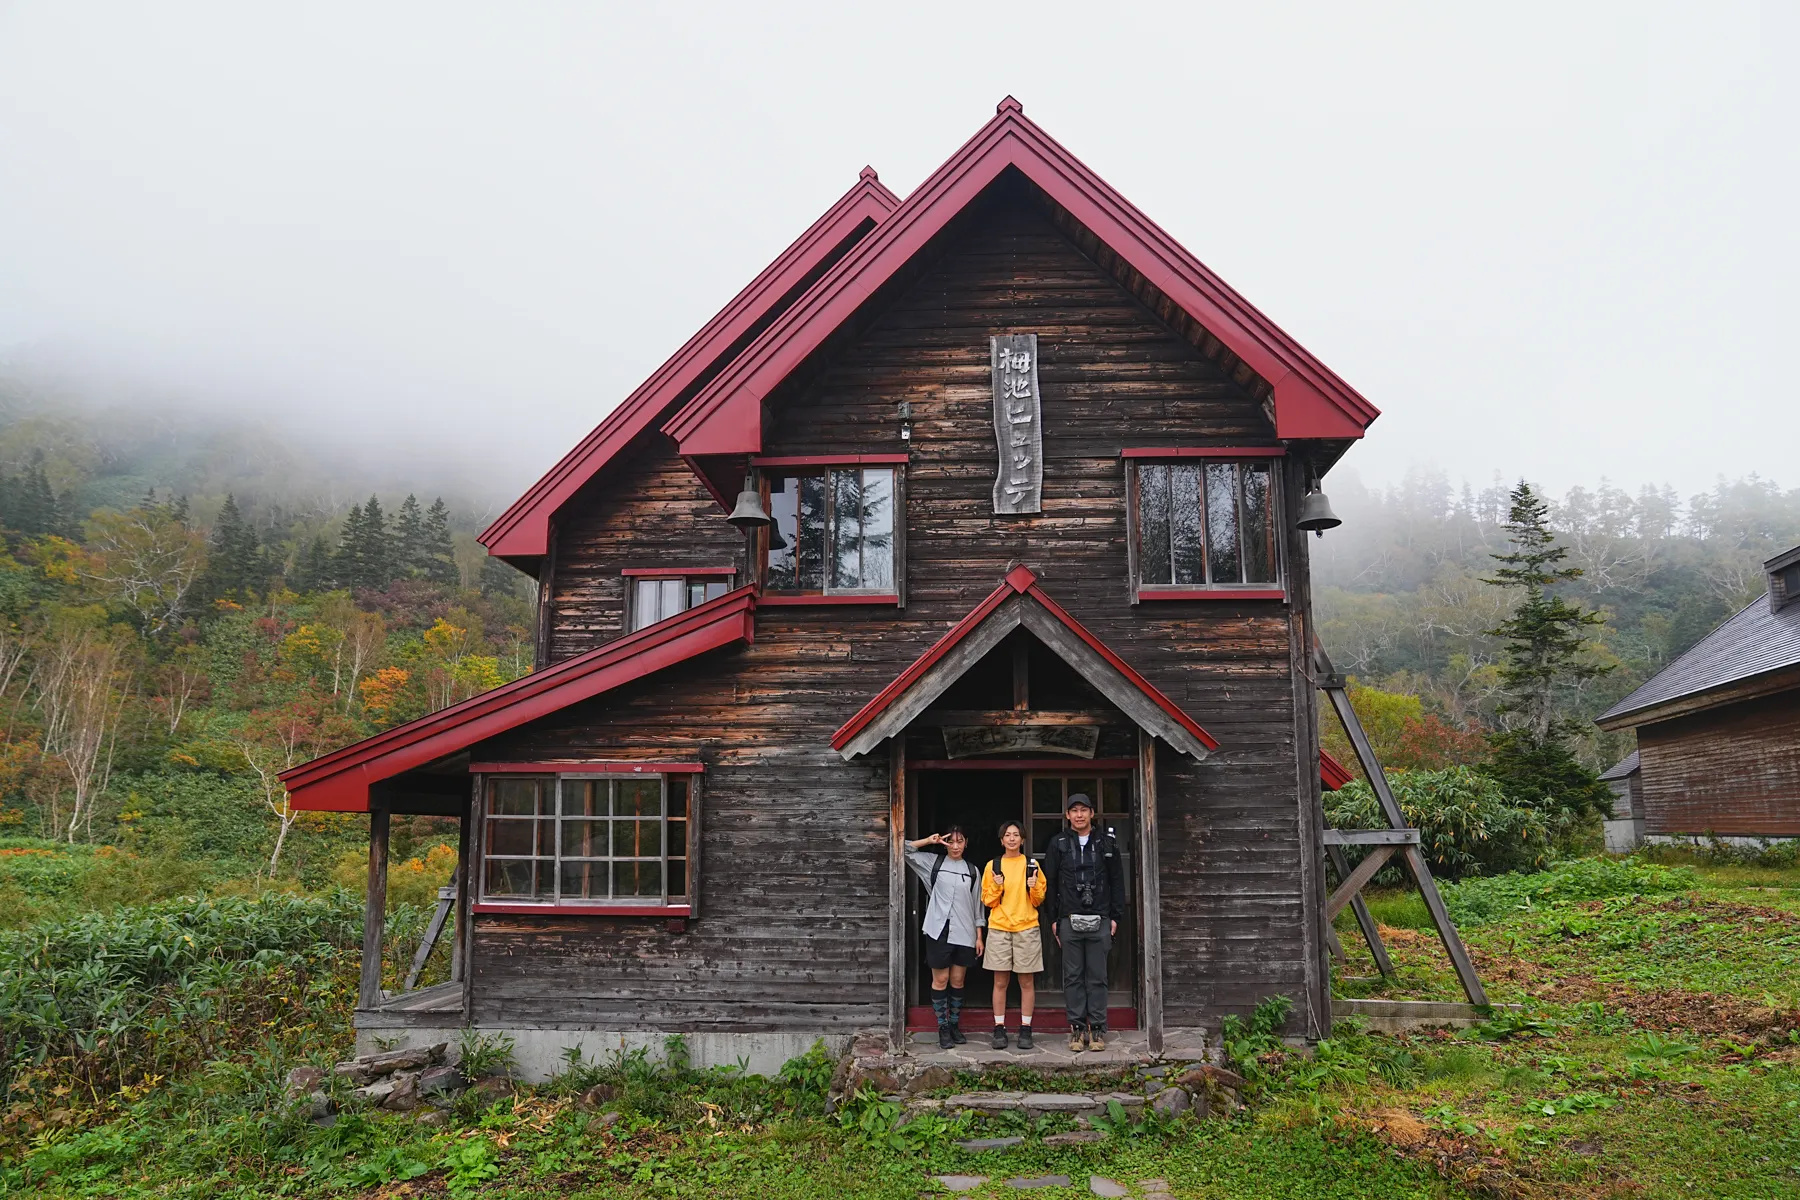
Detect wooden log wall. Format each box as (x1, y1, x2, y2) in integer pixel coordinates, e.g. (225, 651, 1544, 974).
(496, 194, 1317, 1033)
(1638, 689, 1800, 837)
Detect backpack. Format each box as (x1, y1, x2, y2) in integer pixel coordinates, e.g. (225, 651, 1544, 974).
(928, 852, 979, 893)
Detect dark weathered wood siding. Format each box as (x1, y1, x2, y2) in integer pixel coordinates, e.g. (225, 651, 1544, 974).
(494, 194, 1322, 1032)
(1638, 689, 1800, 836)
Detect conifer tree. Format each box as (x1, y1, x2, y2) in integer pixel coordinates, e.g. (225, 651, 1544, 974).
(1481, 481, 1614, 824)
(421, 498, 458, 586)
(394, 494, 425, 577)
(201, 493, 265, 601)
(334, 502, 368, 590)
(294, 533, 335, 592)
(334, 495, 396, 591)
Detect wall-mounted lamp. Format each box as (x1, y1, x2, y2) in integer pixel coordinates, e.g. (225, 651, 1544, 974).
(897, 400, 912, 442)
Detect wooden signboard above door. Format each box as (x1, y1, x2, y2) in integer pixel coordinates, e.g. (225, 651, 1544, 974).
(990, 334, 1043, 514)
(942, 724, 1099, 759)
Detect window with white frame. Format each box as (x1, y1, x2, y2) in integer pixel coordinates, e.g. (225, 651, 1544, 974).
(480, 774, 691, 905)
(764, 468, 897, 594)
(629, 575, 732, 632)
(1132, 460, 1280, 591)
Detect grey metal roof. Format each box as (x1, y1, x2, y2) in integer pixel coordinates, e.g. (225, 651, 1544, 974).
(1599, 750, 1639, 780)
(1597, 589, 1800, 725)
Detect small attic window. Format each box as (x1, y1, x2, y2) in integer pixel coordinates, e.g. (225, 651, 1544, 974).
(1775, 562, 1800, 611)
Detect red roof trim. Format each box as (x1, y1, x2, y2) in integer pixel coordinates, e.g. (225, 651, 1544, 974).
(479, 172, 901, 560)
(665, 100, 1376, 456)
(829, 565, 1219, 754)
(1320, 749, 1355, 791)
(282, 587, 757, 812)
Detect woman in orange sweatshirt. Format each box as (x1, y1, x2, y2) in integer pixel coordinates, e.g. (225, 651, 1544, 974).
(980, 820, 1049, 1049)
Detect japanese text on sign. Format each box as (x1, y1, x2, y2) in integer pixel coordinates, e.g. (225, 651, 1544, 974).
(989, 334, 1043, 514)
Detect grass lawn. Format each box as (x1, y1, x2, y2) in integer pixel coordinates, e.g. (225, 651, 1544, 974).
(5, 856, 1798, 1199)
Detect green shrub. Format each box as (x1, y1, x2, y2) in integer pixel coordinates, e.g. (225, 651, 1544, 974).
(1441, 856, 1697, 926)
(1326, 766, 1552, 879)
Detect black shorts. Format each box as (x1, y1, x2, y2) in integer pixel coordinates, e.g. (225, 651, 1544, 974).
(924, 931, 978, 970)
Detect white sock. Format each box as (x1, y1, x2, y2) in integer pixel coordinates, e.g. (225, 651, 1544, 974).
(994, 1015, 1006, 1026)
(1020, 1016, 1032, 1026)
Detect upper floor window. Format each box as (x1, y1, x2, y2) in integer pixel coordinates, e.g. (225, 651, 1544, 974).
(480, 773, 690, 907)
(765, 467, 897, 594)
(628, 572, 732, 632)
(1131, 458, 1280, 593)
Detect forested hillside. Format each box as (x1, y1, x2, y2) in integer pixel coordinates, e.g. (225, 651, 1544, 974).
(1313, 469, 1800, 770)
(0, 382, 535, 918)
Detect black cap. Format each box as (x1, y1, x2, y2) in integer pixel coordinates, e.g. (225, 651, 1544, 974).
(1065, 792, 1094, 812)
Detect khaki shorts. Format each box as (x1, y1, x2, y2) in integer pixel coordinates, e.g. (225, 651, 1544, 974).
(983, 926, 1044, 973)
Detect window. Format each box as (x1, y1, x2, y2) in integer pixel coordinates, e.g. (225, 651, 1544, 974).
(480, 774, 690, 907)
(765, 467, 897, 594)
(1131, 459, 1279, 592)
(1027, 775, 1130, 854)
(629, 574, 731, 632)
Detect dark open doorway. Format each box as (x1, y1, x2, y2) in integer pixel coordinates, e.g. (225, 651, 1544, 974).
(913, 770, 1020, 1016)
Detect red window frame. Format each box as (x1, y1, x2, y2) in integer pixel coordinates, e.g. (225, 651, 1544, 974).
(1123, 449, 1287, 603)
(753, 456, 907, 607)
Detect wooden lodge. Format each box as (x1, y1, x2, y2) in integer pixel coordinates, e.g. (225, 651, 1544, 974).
(282, 99, 1384, 1075)
(1595, 544, 1800, 850)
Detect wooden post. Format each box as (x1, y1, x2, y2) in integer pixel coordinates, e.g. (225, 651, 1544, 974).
(887, 741, 907, 1050)
(1287, 461, 1330, 1039)
(450, 805, 470, 984)
(359, 806, 390, 1012)
(1134, 728, 1164, 1055)
(460, 777, 481, 1023)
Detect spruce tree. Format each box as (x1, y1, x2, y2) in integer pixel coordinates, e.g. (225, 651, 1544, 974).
(358, 495, 393, 587)
(421, 498, 458, 586)
(394, 495, 426, 578)
(201, 494, 265, 600)
(1482, 481, 1614, 825)
(334, 502, 368, 590)
(295, 534, 335, 591)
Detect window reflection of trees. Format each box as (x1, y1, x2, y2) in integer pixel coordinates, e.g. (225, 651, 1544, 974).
(1136, 461, 1277, 587)
(766, 468, 894, 593)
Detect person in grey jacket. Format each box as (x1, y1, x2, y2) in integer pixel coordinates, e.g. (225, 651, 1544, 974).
(905, 827, 985, 1048)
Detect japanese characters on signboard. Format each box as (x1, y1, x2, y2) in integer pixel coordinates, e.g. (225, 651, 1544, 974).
(990, 333, 1043, 514)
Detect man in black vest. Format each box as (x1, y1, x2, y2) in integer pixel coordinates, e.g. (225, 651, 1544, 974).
(1043, 793, 1125, 1051)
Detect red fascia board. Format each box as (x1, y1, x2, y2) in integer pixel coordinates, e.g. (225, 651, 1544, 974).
(750, 454, 911, 467)
(620, 566, 736, 577)
(470, 761, 706, 774)
(1320, 750, 1355, 791)
(479, 174, 901, 559)
(1121, 447, 1286, 459)
(1137, 589, 1288, 602)
(282, 588, 756, 812)
(1021, 581, 1220, 753)
(665, 104, 1376, 456)
(829, 569, 1032, 751)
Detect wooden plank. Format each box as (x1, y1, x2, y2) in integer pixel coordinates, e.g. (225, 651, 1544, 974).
(359, 807, 390, 1011)
(1326, 843, 1395, 979)
(1135, 728, 1164, 1055)
(451, 807, 469, 984)
(461, 777, 481, 1020)
(1323, 828, 1420, 846)
(924, 709, 1113, 726)
(1323, 845, 1396, 920)
(403, 886, 457, 993)
(888, 741, 907, 1049)
(1286, 458, 1328, 1039)
(1404, 845, 1489, 1006)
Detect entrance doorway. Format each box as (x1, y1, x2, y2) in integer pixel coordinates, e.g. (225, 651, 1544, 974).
(909, 767, 1138, 1031)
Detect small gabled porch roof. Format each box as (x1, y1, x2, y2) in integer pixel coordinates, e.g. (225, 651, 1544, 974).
(281, 587, 757, 812)
(478, 170, 901, 567)
(832, 565, 1219, 761)
(666, 96, 1379, 464)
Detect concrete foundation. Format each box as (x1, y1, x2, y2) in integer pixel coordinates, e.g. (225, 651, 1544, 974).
(354, 1027, 856, 1080)
(1604, 817, 1645, 853)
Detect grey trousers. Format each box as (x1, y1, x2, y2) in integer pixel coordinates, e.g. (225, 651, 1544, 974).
(1057, 917, 1111, 1029)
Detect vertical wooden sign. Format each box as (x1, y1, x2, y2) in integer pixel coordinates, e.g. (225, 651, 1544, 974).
(990, 333, 1043, 514)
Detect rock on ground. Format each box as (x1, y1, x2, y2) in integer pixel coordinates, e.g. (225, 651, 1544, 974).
(1089, 1179, 1130, 1198)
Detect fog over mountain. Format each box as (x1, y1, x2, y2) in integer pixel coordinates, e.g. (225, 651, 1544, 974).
(2, 3, 1794, 501)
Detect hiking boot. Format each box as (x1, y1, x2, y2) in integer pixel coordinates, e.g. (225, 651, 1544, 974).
(1068, 1027, 1086, 1052)
(937, 1023, 955, 1050)
(990, 1025, 1009, 1050)
(1088, 1029, 1107, 1052)
(948, 1021, 967, 1045)
(1016, 1026, 1034, 1050)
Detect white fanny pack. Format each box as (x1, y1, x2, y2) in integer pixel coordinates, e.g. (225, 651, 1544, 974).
(1068, 913, 1103, 933)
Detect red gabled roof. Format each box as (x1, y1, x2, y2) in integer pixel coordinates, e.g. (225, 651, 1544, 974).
(281, 587, 757, 812)
(479, 170, 901, 563)
(831, 564, 1220, 756)
(666, 97, 1378, 457)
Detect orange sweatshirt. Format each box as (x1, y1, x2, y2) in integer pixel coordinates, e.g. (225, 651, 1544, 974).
(981, 853, 1047, 932)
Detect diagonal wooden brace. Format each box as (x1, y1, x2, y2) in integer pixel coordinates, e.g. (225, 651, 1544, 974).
(1324, 844, 1397, 921)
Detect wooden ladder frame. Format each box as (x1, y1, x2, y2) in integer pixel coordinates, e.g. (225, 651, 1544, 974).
(1316, 642, 1489, 1007)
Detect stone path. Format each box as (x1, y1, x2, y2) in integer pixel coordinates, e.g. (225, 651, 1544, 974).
(908, 1027, 1213, 1070)
(930, 1170, 1171, 1195)
(1089, 1180, 1129, 1198)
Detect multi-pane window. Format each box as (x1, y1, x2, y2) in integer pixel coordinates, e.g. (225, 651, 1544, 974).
(765, 468, 896, 593)
(481, 774, 690, 906)
(1027, 775, 1130, 855)
(1133, 460, 1279, 590)
(630, 575, 731, 632)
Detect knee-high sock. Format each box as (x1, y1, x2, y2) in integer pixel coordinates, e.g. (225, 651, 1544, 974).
(930, 986, 949, 1027)
(946, 985, 964, 1026)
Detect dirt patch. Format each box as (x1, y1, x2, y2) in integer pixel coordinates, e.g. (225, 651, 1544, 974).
(1473, 956, 1800, 1041)
(1349, 1108, 1636, 1200)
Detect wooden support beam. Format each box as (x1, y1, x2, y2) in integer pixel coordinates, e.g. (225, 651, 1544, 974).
(1135, 728, 1164, 1056)
(450, 806, 469, 984)
(1323, 828, 1421, 846)
(359, 807, 390, 1011)
(887, 741, 907, 1049)
(921, 710, 1114, 726)
(1316, 642, 1488, 1007)
(1327, 844, 1396, 978)
(403, 886, 458, 993)
(1324, 844, 1397, 920)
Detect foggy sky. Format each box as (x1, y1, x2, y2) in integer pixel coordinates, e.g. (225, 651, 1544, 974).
(1, 2, 1794, 503)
